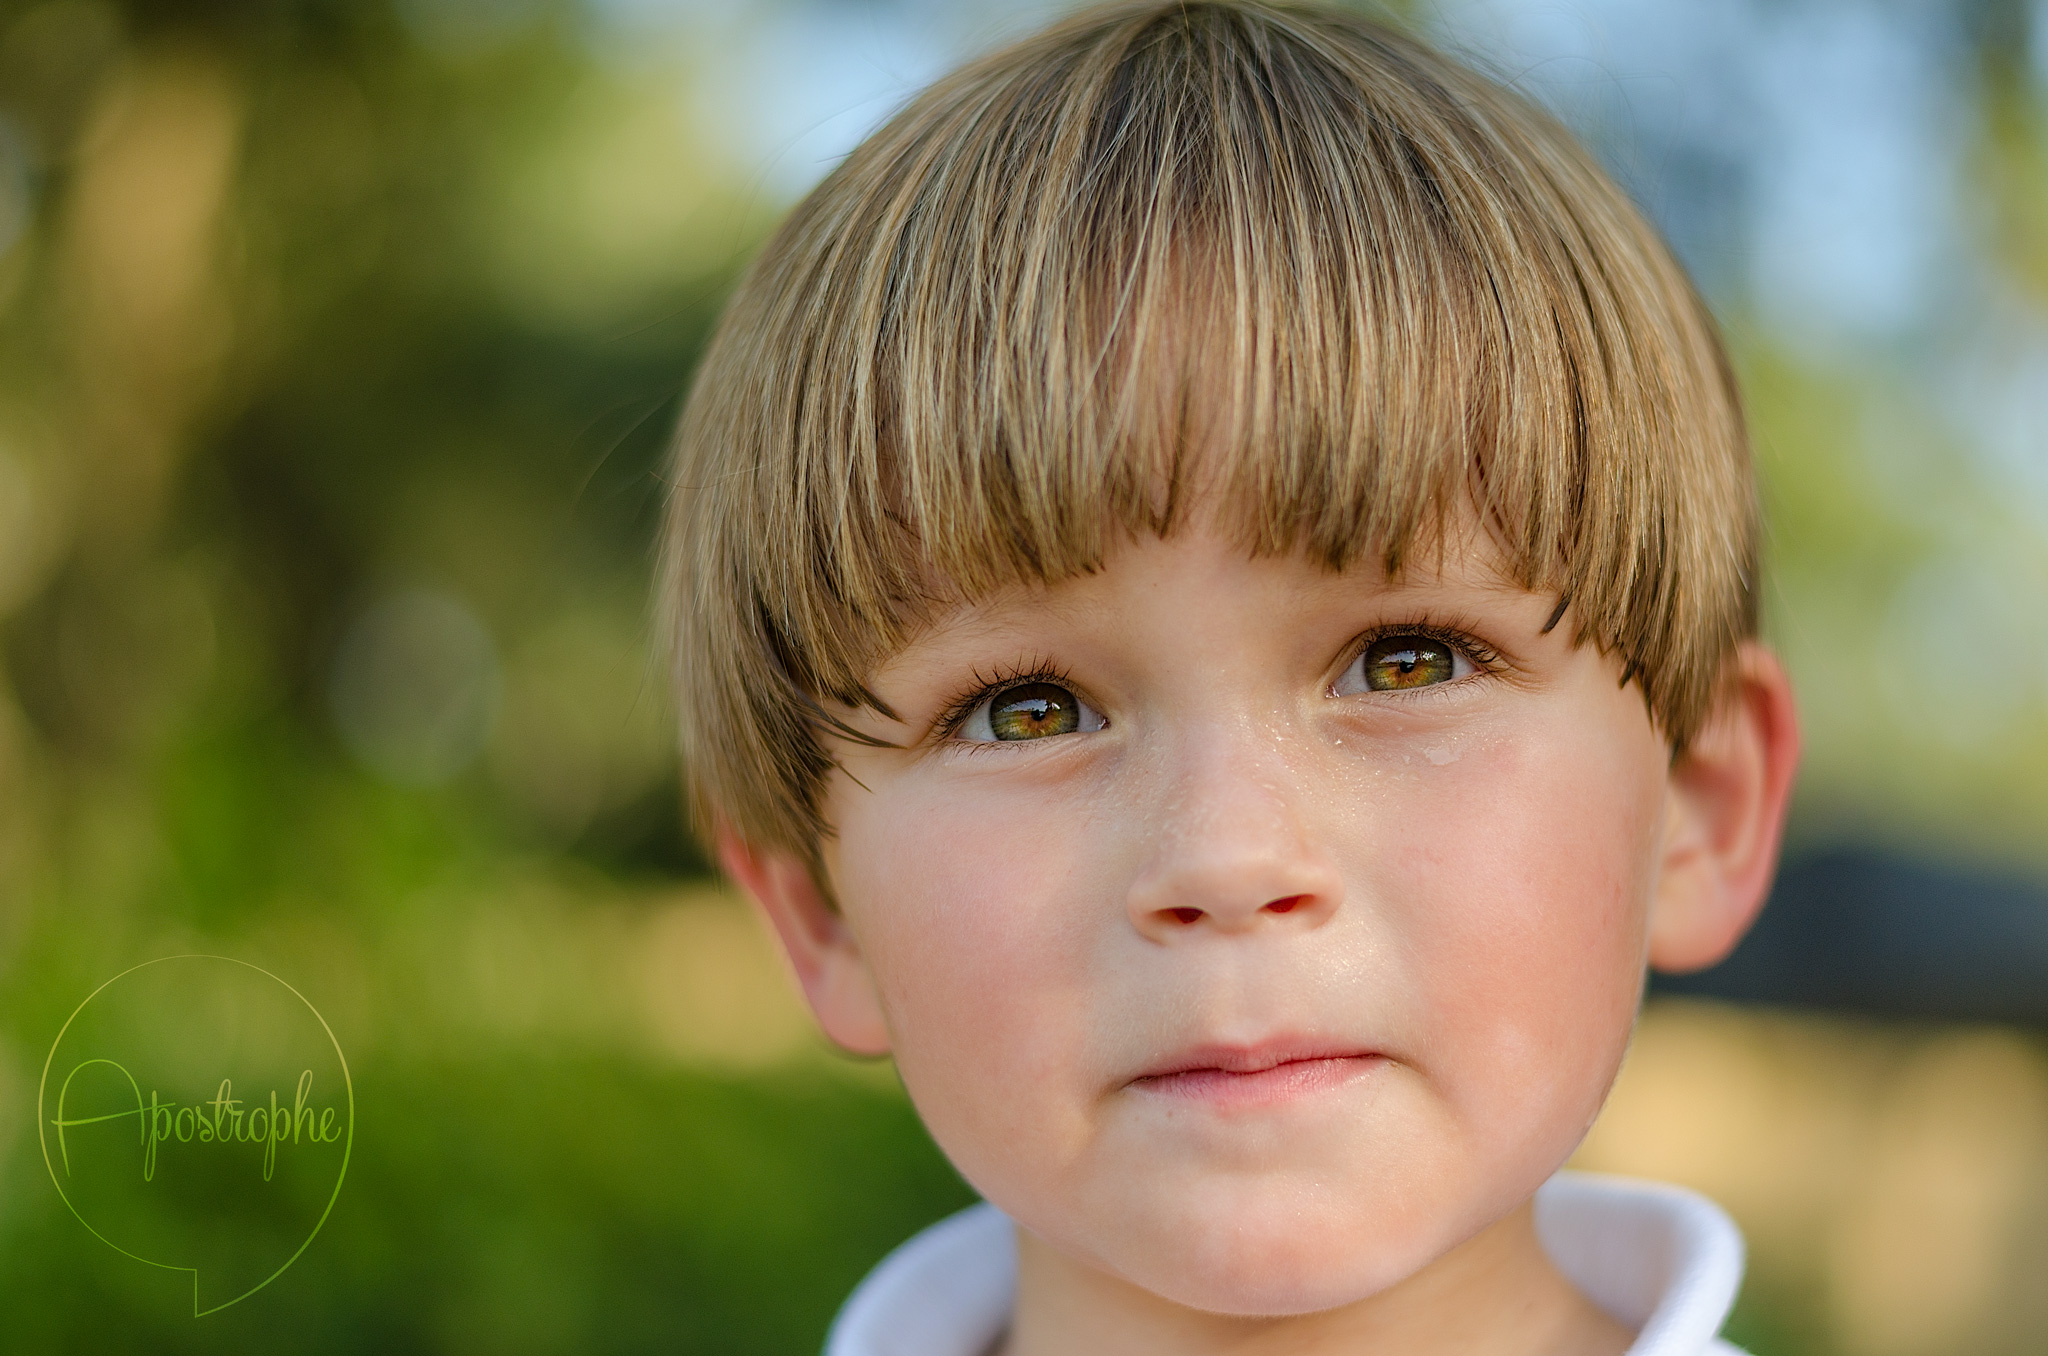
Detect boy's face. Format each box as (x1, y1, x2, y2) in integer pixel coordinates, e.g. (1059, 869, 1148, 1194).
(764, 520, 1769, 1316)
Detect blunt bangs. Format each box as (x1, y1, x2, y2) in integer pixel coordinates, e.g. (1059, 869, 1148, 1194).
(663, 1, 1757, 852)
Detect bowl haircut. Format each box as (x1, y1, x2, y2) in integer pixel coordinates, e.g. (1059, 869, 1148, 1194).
(661, 0, 1756, 859)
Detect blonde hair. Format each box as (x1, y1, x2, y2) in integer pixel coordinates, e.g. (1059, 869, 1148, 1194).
(662, 0, 1755, 855)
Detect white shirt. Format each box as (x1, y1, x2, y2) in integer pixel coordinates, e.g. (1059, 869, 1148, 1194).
(826, 1171, 1748, 1356)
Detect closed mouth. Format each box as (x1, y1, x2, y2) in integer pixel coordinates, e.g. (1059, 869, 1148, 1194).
(1128, 1043, 1386, 1105)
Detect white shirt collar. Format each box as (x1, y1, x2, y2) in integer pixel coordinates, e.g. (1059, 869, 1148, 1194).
(825, 1171, 1748, 1356)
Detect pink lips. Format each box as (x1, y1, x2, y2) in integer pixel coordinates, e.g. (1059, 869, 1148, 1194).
(1129, 1043, 1385, 1108)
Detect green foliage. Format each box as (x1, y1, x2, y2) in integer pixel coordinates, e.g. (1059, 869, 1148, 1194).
(0, 1055, 977, 1353)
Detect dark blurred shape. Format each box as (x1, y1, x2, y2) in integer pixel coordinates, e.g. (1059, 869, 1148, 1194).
(1656, 848, 2048, 1026)
(568, 769, 714, 880)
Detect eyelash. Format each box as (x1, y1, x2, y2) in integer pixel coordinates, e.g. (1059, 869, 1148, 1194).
(931, 618, 1503, 744)
(1336, 617, 1504, 691)
(932, 659, 1084, 745)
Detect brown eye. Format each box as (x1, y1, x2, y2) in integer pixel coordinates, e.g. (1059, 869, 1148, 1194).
(1357, 634, 1457, 691)
(987, 683, 1083, 740)
(957, 679, 1107, 744)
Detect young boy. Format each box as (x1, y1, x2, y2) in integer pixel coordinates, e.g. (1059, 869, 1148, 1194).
(662, 3, 1801, 1353)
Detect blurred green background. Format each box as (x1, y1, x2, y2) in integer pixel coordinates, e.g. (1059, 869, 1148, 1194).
(0, 1, 2044, 1352)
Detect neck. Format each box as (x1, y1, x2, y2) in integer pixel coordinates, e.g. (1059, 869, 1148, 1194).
(994, 1201, 1633, 1356)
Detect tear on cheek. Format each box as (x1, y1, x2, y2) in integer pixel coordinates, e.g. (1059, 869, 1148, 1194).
(1395, 740, 1460, 768)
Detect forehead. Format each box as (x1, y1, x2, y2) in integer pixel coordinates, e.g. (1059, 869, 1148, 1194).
(883, 505, 1534, 673)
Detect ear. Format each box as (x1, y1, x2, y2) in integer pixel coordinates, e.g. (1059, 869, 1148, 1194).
(715, 826, 892, 1056)
(1647, 640, 1801, 973)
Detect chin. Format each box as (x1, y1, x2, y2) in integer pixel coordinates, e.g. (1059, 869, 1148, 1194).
(1092, 1178, 1459, 1317)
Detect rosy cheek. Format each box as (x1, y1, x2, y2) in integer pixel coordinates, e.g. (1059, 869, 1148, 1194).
(1367, 726, 1654, 1110)
(832, 782, 1084, 1104)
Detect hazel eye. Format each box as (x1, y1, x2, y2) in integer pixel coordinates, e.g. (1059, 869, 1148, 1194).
(959, 681, 1106, 743)
(1335, 634, 1474, 695)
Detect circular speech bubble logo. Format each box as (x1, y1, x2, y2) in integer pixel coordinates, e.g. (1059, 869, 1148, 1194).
(38, 955, 354, 1316)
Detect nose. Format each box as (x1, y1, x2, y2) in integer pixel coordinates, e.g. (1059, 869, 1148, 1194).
(1124, 720, 1344, 941)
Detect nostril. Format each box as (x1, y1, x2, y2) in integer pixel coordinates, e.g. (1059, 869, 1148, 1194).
(1168, 907, 1203, 925)
(1264, 895, 1304, 914)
